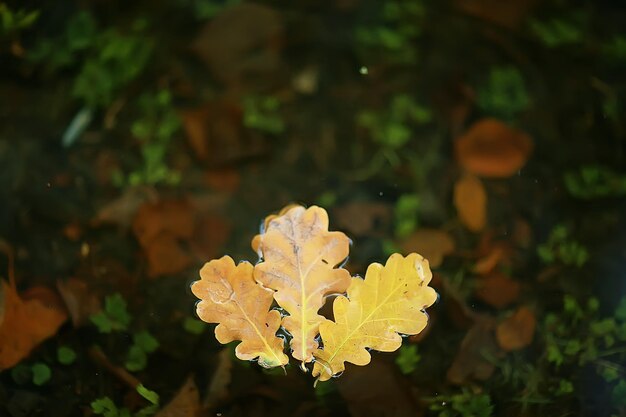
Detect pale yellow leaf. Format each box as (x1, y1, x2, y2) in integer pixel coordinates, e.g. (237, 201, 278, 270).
(253, 205, 351, 364)
(312, 253, 437, 382)
(191, 256, 288, 368)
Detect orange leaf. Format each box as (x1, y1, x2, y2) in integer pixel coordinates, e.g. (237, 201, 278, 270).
(312, 254, 437, 382)
(0, 281, 68, 370)
(475, 272, 521, 309)
(455, 118, 533, 178)
(155, 376, 200, 417)
(400, 228, 455, 268)
(191, 256, 288, 368)
(454, 174, 487, 232)
(253, 205, 351, 364)
(496, 306, 536, 351)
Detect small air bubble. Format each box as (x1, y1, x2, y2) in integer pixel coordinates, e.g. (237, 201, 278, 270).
(359, 66, 368, 75)
(442, 401, 446, 406)
(379, 191, 383, 196)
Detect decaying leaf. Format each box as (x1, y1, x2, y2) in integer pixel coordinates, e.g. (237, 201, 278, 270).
(455, 118, 533, 178)
(496, 306, 536, 351)
(0, 280, 68, 370)
(132, 199, 196, 277)
(400, 228, 455, 268)
(56, 278, 101, 327)
(453, 174, 487, 232)
(333, 202, 392, 237)
(447, 317, 502, 385)
(312, 253, 438, 382)
(155, 376, 200, 417)
(254, 205, 351, 364)
(191, 256, 288, 368)
(475, 272, 521, 309)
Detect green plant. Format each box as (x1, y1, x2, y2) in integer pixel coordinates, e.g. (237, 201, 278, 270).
(358, 95, 431, 151)
(31, 362, 51, 386)
(476, 66, 529, 120)
(242, 95, 285, 135)
(57, 346, 77, 365)
(183, 317, 206, 335)
(429, 388, 494, 417)
(564, 165, 626, 199)
(395, 344, 421, 374)
(112, 90, 182, 188)
(541, 296, 626, 411)
(529, 17, 583, 48)
(537, 225, 589, 267)
(125, 331, 159, 372)
(394, 193, 420, 238)
(91, 385, 159, 417)
(0, 3, 39, 38)
(354, 0, 426, 63)
(29, 12, 152, 108)
(90, 293, 132, 334)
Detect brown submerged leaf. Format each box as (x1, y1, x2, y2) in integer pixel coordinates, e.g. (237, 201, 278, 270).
(400, 228, 455, 268)
(0, 281, 68, 370)
(253, 205, 351, 365)
(454, 173, 487, 232)
(455, 118, 533, 178)
(191, 256, 288, 368)
(496, 306, 536, 351)
(312, 254, 438, 382)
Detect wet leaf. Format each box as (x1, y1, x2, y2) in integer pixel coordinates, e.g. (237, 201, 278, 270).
(475, 272, 521, 309)
(333, 202, 391, 237)
(56, 278, 101, 327)
(155, 376, 199, 417)
(400, 228, 455, 268)
(191, 256, 288, 368)
(454, 174, 487, 232)
(473, 245, 506, 275)
(496, 306, 536, 351)
(0, 281, 68, 370)
(254, 205, 351, 364)
(312, 253, 438, 382)
(92, 186, 158, 229)
(447, 318, 502, 384)
(204, 348, 232, 409)
(455, 118, 533, 178)
(133, 199, 196, 278)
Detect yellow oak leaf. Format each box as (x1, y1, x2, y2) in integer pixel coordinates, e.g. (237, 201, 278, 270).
(312, 253, 437, 382)
(253, 205, 351, 365)
(191, 256, 288, 368)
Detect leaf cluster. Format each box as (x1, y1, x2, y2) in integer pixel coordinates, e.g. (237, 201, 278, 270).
(564, 165, 626, 199)
(29, 12, 152, 108)
(537, 225, 589, 267)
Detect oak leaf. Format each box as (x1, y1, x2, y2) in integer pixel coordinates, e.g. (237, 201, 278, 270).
(0, 280, 68, 370)
(312, 253, 437, 382)
(191, 256, 288, 368)
(253, 205, 351, 364)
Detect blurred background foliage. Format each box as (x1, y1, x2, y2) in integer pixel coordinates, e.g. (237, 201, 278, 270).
(1, 0, 626, 416)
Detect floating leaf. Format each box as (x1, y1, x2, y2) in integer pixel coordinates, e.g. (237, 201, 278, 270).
(191, 256, 288, 368)
(253, 205, 351, 364)
(454, 174, 487, 232)
(496, 306, 536, 351)
(312, 253, 437, 382)
(0, 281, 68, 370)
(455, 118, 533, 178)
